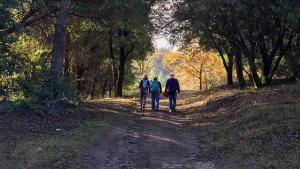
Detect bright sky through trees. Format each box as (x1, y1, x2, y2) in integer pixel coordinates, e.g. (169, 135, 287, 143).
(153, 36, 171, 49)
(151, 0, 178, 51)
(153, 35, 177, 51)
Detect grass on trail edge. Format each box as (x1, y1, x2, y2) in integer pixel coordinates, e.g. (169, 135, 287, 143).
(185, 84, 300, 169)
(0, 97, 137, 169)
(4, 120, 108, 169)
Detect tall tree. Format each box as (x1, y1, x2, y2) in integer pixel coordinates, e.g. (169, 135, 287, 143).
(103, 0, 155, 97)
(0, 1, 18, 95)
(50, 0, 71, 82)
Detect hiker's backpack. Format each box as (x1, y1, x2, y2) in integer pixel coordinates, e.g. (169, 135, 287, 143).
(150, 81, 159, 92)
(141, 80, 148, 90)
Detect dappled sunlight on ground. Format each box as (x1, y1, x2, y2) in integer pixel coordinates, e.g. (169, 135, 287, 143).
(61, 91, 221, 169)
(10, 86, 296, 168)
(182, 85, 300, 169)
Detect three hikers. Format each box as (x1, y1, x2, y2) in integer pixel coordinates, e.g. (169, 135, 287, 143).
(139, 73, 180, 113)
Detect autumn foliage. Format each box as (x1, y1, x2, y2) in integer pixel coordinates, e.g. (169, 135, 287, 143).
(163, 44, 226, 90)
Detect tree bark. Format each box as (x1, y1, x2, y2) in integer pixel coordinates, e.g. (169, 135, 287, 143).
(90, 61, 100, 100)
(247, 55, 262, 88)
(226, 66, 234, 87)
(268, 34, 294, 83)
(205, 72, 208, 90)
(109, 89, 112, 97)
(90, 80, 96, 100)
(50, 0, 71, 81)
(116, 46, 126, 97)
(262, 58, 272, 86)
(111, 65, 118, 97)
(107, 30, 118, 97)
(235, 48, 246, 89)
(268, 53, 285, 82)
(116, 64, 125, 97)
(259, 38, 278, 86)
(64, 32, 71, 76)
(64, 52, 70, 76)
(239, 35, 263, 88)
(199, 75, 202, 91)
(115, 41, 134, 97)
(217, 48, 234, 87)
(102, 80, 108, 98)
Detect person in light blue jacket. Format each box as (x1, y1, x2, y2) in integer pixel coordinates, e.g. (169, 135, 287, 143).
(150, 77, 162, 112)
(139, 75, 150, 112)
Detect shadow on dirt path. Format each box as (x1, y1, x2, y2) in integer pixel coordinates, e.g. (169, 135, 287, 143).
(51, 94, 236, 169)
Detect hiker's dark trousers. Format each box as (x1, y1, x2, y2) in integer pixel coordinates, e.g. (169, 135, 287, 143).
(140, 90, 148, 108)
(169, 93, 177, 109)
(151, 92, 160, 110)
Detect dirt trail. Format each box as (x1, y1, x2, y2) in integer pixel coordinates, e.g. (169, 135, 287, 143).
(52, 96, 233, 169)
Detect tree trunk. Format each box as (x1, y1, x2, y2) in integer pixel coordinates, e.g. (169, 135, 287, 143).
(116, 45, 126, 97)
(235, 48, 246, 89)
(111, 66, 117, 97)
(204, 72, 208, 90)
(268, 54, 285, 83)
(226, 66, 234, 87)
(102, 80, 108, 98)
(239, 41, 263, 88)
(108, 30, 119, 97)
(243, 67, 254, 86)
(238, 33, 263, 88)
(199, 75, 202, 91)
(64, 31, 71, 76)
(76, 65, 85, 95)
(113, 71, 118, 97)
(259, 36, 275, 86)
(90, 80, 96, 100)
(247, 56, 262, 88)
(50, 0, 71, 81)
(49, 0, 71, 99)
(268, 36, 293, 83)
(64, 52, 70, 76)
(109, 89, 112, 97)
(248, 73, 254, 86)
(262, 58, 272, 86)
(218, 48, 234, 87)
(116, 63, 125, 97)
(114, 28, 134, 97)
(296, 46, 300, 80)
(90, 66, 99, 100)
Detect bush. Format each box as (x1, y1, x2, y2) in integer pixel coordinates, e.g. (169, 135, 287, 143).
(14, 72, 78, 104)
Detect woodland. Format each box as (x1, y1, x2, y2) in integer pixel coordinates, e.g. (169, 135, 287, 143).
(0, 0, 299, 102)
(0, 1, 300, 169)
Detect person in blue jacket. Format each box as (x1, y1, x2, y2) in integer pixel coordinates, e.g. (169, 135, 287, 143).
(165, 73, 180, 112)
(150, 77, 162, 112)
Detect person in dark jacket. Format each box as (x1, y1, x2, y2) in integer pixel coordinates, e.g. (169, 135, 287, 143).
(150, 77, 162, 112)
(139, 75, 150, 112)
(165, 73, 180, 112)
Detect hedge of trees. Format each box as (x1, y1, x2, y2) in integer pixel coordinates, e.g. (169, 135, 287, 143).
(165, 0, 300, 89)
(0, 0, 158, 102)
